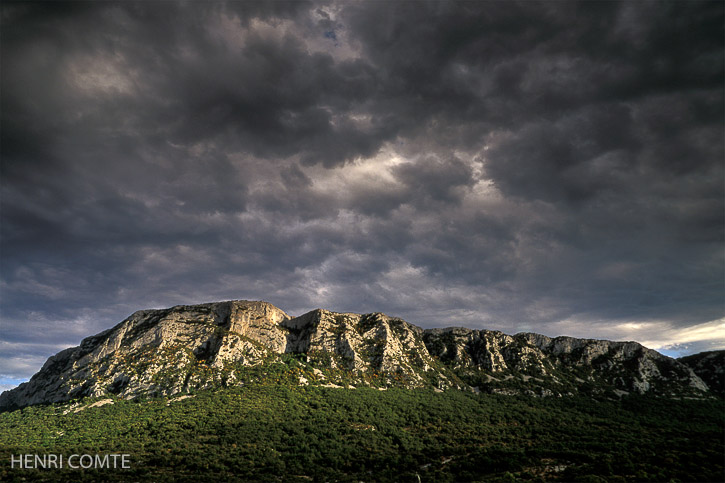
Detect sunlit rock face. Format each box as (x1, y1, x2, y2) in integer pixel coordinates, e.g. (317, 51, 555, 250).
(0, 301, 456, 408)
(0, 301, 291, 408)
(0, 300, 713, 409)
(281, 309, 451, 388)
(423, 328, 709, 396)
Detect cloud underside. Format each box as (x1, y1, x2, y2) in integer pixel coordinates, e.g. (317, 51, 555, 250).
(1, 1, 723, 378)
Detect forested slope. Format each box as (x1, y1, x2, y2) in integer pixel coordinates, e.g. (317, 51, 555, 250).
(1, 384, 722, 482)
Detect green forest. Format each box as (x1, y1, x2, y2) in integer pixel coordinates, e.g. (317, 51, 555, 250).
(1, 379, 722, 482)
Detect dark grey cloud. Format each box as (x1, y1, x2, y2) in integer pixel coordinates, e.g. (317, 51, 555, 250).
(1, 1, 723, 383)
(393, 155, 475, 204)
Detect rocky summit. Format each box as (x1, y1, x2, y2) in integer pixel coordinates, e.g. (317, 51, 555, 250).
(0, 300, 716, 409)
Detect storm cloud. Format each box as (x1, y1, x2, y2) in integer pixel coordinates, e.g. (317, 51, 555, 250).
(1, 1, 723, 384)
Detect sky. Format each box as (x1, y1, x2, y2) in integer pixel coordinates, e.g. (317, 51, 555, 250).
(1, 1, 723, 391)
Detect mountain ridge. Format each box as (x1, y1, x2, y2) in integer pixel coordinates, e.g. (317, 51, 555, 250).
(0, 299, 718, 409)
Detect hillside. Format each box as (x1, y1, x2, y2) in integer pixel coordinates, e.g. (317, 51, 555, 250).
(0, 300, 714, 409)
(1, 385, 723, 482)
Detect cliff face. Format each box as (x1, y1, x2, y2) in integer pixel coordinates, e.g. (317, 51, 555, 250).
(678, 351, 725, 396)
(0, 300, 713, 409)
(423, 328, 708, 396)
(282, 310, 437, 379)
(0, 301, 291, 408)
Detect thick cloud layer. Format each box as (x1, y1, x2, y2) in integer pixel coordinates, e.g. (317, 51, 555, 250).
(1, 1, 723, 382)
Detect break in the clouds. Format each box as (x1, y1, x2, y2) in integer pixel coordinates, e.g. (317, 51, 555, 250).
(1, 1, 723, 383)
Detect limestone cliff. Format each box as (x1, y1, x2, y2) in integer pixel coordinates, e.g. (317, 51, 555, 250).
(0, 301, 290, 408)
(0, 300, 713, 409)
(678, 350, 725, 396)
(423, 328, 708, 396)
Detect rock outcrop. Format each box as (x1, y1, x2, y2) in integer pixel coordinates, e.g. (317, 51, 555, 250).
(0, 300, 714, 409)
(0, 301, 290, 408)
(423, 328, 709, 396)
(678, 350, 725, 396)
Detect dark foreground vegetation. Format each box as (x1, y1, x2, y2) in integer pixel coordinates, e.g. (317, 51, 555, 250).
(1, 384, 722, 482)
